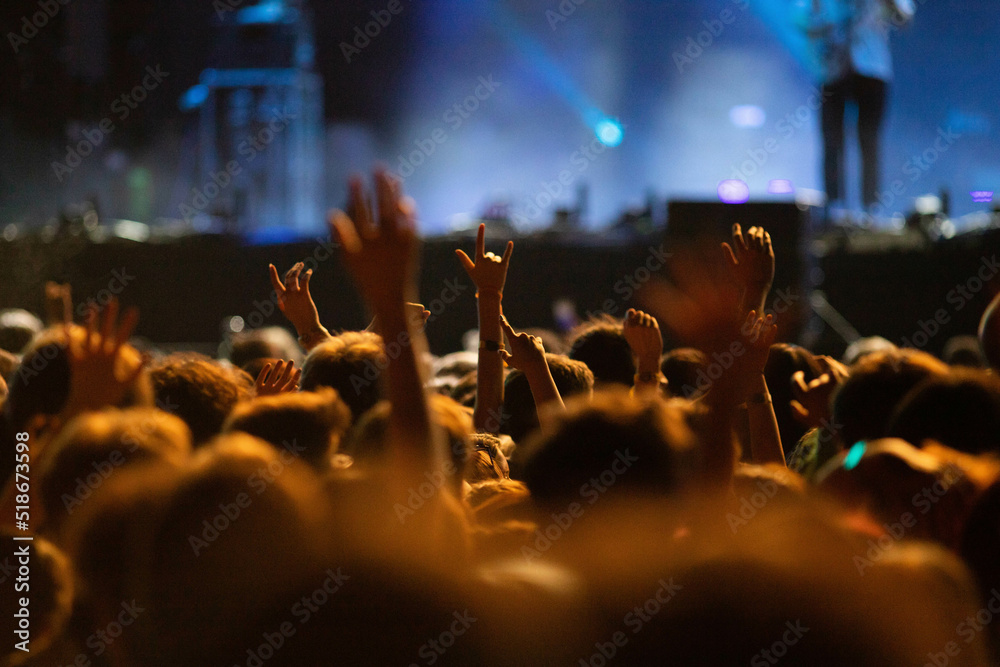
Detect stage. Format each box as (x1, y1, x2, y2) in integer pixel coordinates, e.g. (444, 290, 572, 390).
(1, 225, 996, 359)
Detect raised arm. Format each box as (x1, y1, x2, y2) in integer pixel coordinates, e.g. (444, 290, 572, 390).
(455, 223, 513, 432)
(721, 224, 774, 317)
(623, 308, 666, 396)
(329, 170, 439, 470)
(735, 311, 784, 466)
(499, 314, 564, 418)
(269, 262, 331, 352)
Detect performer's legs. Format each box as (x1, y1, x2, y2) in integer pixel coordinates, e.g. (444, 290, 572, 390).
(856, 74, 888, 209)
(821, 77, 849, 206)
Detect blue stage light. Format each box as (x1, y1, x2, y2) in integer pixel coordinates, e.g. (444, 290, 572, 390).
(595, 119, 624, 147)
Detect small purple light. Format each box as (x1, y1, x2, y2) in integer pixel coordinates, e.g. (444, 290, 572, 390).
(718, 180, 750, 204)
(768, 179, 794, 195)
(971, 191, 994, 203)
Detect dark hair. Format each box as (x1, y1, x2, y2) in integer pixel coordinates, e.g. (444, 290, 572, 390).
(832, 349, 948, 447)
(501, 353, 594, 443)
(567, 315, 635, 387)
(38, 408, 192, 537)
(148, 353, 253, 446)
(519, 390, 694, 505)
(341, 394, 473, 488)
(300, 331, 385, 424)
(764, 344, 824, 458)
(660, 347, 707, 399)
(227, 326, 301, 370)
(887, 369, 1000, 455)
(224, 387, 352, 469)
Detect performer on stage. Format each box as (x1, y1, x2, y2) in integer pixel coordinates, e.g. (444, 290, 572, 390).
(796, 0, 915, 223)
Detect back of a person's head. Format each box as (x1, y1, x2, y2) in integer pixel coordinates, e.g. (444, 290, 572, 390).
(0, 532, 73, 664)
(342, 394, 473, 486)
(943, 334, 985, 368)
(979, 291, 1000, 371)
(224, 387, 352, 469)
(961, 477, 1000, 662)
(764, 343, 824, 456)
(3, 325, 152, 487)
(816, 438, 978, 549)
(887, 369, 1000, 455)
(226, 326, 301, 369)
(502, 353, 593, 443)
(300, 331, 385, 423)
(519, 390, 694, 505)
(832, 348, 948, 447)
(567, 315, 635, 387)
(38, 407, 192, 537)
(842, 335, 897, 366)
(142, 434, 331, 666)
(0, 308, 43, 354)
(660, 347, 707, 398)
(148, 353, 253, 446)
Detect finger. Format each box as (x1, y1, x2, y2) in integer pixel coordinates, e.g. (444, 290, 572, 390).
(475, 223, 486, 259)
(278, 360, 295, 386)
(721, 242, 738, 267)
(268, 264, 286, 294)
(790, 400, 809, 422)
(126, 352, 151, 385)
(330, 210, 362, 255)
(501, 240, 513, 267)
(763, 319, 778, 346)
(763, 231, 773, 256)
(498, 350, 513, 364)
(255, 363, 273, 391)
(791, 370, 809, 398)
(285, 263, 303, 291)
(270, 360, 287, 386)
(809, 373, 831, 390)
(499, 314, 517, 340)
(285, 368, 302, 391)
(101, 298, 120, 348)
(300, 268, 313, 293)
(375, 169, 398, 233)
(348, 178, 375, 239)
(733, 223, 748, 254)
(455, 249, 476, 275)
(114, 307, 140, 350)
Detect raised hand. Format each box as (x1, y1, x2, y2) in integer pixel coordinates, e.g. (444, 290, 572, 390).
(623, 308, 663, 365)
(62, 298, 146, 417)
(269, 262, 320, 330)
(722, 224, 775, 314)
(254, 359, 301, 397)
(790, 356, 848, 428)
(455, 223, 513, 299)
(624, 308, 665, 393)
(499, 314, 563, 413)
(328, 170, 419, 307)
(498, 314, 546, 373)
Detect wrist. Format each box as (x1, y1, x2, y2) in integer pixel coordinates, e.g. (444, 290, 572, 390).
(476, 289, 502, 302)
(636, 357, 662, 375)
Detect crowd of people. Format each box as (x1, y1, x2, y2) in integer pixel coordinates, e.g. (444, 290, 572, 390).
(1, 168, 1000, 666)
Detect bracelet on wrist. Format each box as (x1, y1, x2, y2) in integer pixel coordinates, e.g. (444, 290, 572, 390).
(479, 339, 505, 352)
(634, 371, 666, 385)
(475, 290, 502, 300)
